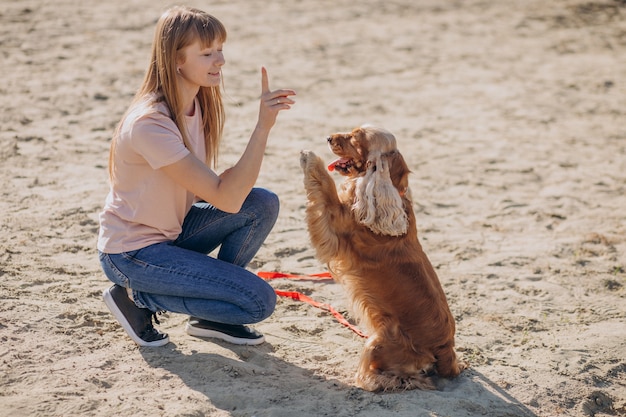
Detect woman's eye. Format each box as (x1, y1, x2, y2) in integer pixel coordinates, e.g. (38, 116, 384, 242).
(202, 48, 222, 56)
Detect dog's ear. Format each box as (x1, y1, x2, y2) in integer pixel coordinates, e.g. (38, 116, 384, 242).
(352, 150, 408, 236)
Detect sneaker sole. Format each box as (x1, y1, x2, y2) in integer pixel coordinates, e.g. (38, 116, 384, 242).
(103, 288, 169, 347)
(185, 323, 265, 346)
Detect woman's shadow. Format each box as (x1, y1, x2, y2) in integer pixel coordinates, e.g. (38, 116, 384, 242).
(140, 339, 538, 417)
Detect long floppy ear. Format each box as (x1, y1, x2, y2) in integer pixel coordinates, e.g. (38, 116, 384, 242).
(352, 150, 408, 236)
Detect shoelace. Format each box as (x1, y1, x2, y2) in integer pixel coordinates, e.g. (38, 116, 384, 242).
(152, 311, 165, 325)
(141, 312, 166, 341)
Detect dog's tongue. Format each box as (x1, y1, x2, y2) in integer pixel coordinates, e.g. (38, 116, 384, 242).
(328, 158, 350, 172)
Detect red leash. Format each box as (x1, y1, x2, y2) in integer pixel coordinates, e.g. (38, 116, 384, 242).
(257, 271, 333, 280)
(258, 271, 368, 338)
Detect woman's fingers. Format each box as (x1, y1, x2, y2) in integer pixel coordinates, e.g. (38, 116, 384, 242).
(269, 93, 296, 107)
(261, 67, 296, 106)
(261, 66, 270, 94)
(257, 67, 296, 130)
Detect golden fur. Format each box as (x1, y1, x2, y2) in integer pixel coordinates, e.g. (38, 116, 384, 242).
(300, 125, 467, 391)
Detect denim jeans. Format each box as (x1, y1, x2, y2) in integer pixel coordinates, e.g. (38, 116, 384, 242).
(98, 188, 279, 325)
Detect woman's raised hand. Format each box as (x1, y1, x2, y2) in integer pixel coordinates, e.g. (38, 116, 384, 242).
(257, 66, 296, 132)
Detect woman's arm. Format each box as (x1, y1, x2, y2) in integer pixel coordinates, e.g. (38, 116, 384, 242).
(160, 67, 295, 213)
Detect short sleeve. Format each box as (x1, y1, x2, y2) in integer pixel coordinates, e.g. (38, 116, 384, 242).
(128, 112, 190, 170)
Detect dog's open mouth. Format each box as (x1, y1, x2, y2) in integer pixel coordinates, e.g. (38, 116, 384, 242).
(327, 157, 351, 172)
(328, 157, 363, 175)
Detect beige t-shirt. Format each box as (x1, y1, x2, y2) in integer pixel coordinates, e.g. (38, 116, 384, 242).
(97, 98, 206, 253)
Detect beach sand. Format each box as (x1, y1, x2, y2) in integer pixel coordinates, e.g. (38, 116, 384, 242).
(1, 0, 625, 416)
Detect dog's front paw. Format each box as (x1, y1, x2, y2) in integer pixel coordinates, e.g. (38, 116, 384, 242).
(300, 150, 318, 170)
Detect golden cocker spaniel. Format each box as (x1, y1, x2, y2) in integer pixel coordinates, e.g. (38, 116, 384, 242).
(300, 125, 467, 391)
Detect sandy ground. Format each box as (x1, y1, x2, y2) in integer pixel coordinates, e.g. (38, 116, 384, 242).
(1, 0, 625, 416)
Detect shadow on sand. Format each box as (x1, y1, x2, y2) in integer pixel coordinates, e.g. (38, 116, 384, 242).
(140, 340, 537, 417)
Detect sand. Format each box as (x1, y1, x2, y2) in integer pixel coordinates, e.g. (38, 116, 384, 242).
(1, 0, 625, 416)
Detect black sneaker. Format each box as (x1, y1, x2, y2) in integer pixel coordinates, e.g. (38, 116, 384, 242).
(185, 316, 265, 345)
(102, 285, 169, 347)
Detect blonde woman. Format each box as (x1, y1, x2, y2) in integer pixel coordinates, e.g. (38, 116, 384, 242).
(98, 6, 295, 347)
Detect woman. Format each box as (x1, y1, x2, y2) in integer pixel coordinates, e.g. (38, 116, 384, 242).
(97, 6, 295, 347)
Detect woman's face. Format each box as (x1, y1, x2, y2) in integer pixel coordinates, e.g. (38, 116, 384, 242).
(177, 39, 225, 89)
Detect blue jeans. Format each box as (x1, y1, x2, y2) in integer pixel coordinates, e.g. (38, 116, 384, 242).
(98, 188, 279, 325)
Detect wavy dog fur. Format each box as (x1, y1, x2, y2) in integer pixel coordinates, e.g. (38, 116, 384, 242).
(300, 125, 467, 391)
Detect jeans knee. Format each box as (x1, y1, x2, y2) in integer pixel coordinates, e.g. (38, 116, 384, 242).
(268, 190, 280, 219)
(252, 188, 279, 222)
(253, 282, 277, 322)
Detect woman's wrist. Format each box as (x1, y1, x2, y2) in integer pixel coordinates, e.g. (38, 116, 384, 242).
(252, 122, 272, 138)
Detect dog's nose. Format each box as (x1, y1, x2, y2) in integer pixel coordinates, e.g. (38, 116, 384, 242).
(326, 136, 332, 142)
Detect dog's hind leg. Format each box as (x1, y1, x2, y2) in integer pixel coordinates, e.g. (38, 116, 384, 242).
(434, 343, 468, 378)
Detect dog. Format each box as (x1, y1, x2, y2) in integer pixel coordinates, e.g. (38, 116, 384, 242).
(299, 125, 467, 391)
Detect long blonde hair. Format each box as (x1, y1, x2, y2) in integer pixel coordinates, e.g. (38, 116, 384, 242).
(108, 6, 227, 180)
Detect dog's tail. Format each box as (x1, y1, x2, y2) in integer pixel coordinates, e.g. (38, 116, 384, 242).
(355, 370, 436, 392)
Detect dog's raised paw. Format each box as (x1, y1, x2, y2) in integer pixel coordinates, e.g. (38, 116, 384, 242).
(299, 150, 317, 170)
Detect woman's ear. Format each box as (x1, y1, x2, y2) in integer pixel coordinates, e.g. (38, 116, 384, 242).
(352, 151, 408, 236)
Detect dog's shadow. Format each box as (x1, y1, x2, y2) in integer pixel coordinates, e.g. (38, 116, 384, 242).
(139, 340, 538, 416)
